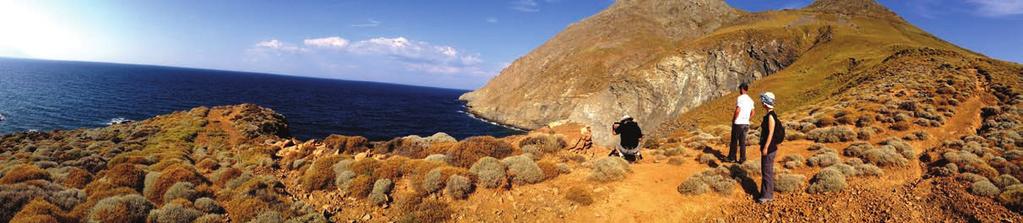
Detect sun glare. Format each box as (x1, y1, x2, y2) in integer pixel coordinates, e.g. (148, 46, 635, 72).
(0, 1, 85, 60)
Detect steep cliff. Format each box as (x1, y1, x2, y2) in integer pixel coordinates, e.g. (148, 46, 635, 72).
(463, 0, 922, 145)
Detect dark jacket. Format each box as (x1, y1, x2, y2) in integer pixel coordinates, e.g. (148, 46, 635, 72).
(614, 120, 643, 149)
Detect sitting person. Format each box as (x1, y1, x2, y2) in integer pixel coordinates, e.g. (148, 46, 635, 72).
(611, 115, 643, 163)
(569, 126, 594, 157)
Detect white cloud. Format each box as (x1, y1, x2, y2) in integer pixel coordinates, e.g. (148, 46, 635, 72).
(249, 36, 486, 77)
(304, 37, 350, 49)
(486, 17, 499, 23)
(351, 19, 381, 27)
(967, 0, 1023, 16)
(510, 0, 540, 12)
(254, 39, 306, 53)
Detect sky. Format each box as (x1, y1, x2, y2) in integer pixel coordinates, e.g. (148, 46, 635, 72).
(0, 0, 1020, 90)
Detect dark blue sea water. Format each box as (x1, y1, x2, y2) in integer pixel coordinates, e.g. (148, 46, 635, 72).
(0, 57, 520, 140)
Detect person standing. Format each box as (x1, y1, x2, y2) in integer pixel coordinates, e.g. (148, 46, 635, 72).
(727, 83, 755, 163)
(758, 92, 785, 203)
(611, 115, 643, 163)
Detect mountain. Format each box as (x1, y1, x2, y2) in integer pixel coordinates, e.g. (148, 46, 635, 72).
(461, 0, 986, 145)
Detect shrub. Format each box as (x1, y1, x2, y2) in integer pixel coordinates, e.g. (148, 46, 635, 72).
(808, 169, 846, 194)
(668, 157, 685, 166)
(147, 202, 203, 223)
(50, 189, 87, 210)
(993, 174, 1021, 188)
(739, 160, 760, 175)
(348, 175, 376, 198)
(538, 161, 561, 180)
(677, 168, 737, 195)
(588, 157, 630, 183)
(960, 173, 989, 183)
(0, 164, 50, 184)
(468, 157, 506, 188)
(383, 136, 431, 158)
(844, 142, 873, 157)
(971, 180, 1000, 197)
(781, 154, 804, 169)
(855, 164, 884, 176)
(146, 165, 206, 204)
(815, 116, 835, 127)
(502, 155, 545, 184)
(697, 153, 716, 164)
(880, 138, 915, 159)
(565, 186, 593, 206)
(807, 150, 841, 167)
(447, 136, 515, 168)
(300, 155, 342, 192)
(677, 177, 711, 195)
(10, 198, 71, 223)
(807, 126, 857, 143)
(775, 174, 806, 193)
(664, 147, 684, 156)
(421, 167, 467, 193)
(518, 133, 566, 154)
(335, 171, 357, 191)
(395, 197, 452, 223)
(556, 163, 572, 174)
(193, 214, 225, 223)
(368, 179, 394, 206)
(163, 182, 198, 202)
(88, 194, 154, 223)
(223, 197, 270, 222)
(322, 135, 370, 154)
(194, 197, 223, 214)
(286, 213, 328, 223)
(249, 211, 284, 223)
(331, 159, 355, 177)
(890, 121, 911, 131)
(857, 127, 877, 140)
(63, 167, 92, 189)
(861, 146, 909, 167)
(211, 167, 241, 188)
(424, 154, 450, 164)
(999, 185, 1023, 208)
(348, 158, 381, 177)
(807, 143, 829, 151)
(445, 175, 473, 199)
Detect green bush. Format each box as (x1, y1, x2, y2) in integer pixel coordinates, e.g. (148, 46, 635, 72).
(861, 146, 909, 167)
(843, 142, 873, 157)
(999, 185, 1023, 208)
(368, 179, 394, 206)
(807, 126, 857, 143)
(502, 155, 545, 184)
(469, 157, 507, 188)
(971, 180, 1000, 197)
(808, 169, 846, 194)
(193, 197, 223, 214)
(88, 194, 154, 223)
(147, 202, 203, 223)
(588, 157, 630, 183)
(855, 164, 884, 176)
(677, 168, 737, 195)
(445, 175, 473, 199)
(163, 182, 198, 202)
(992, 174, 1021, 188)
(807, 150, 841, 167)
(775, 174, 806, 193)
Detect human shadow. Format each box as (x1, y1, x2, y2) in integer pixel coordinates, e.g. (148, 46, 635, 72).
(727, 164, 760, 199)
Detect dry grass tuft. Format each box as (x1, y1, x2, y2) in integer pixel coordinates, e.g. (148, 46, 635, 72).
(447, 136, 515, 168)
(565, 185, 594, 206)
(0, 164, 51, 185)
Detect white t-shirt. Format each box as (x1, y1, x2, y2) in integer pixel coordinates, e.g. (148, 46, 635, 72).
(735, 94, 754, 125)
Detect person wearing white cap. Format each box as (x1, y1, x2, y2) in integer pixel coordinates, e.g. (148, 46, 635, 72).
(757, 92, 786, 203)
(611, 114, 643, 163)
(727, 83, 754, 163)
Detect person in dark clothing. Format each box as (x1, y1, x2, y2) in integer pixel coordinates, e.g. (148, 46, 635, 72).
(758, 92, 782, 203)
(611, 115, 643, 163)
(727, 83, 755, 163)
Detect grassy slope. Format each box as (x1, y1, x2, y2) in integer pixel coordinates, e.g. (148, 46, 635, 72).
(660, 9, 987, 135)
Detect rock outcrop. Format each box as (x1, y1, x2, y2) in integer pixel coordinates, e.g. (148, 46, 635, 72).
(462, 0, 866, 145)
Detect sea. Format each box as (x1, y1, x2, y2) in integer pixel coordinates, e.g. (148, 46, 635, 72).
(0, 57, 520, 140)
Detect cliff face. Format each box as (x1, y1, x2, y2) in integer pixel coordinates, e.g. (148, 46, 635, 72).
(462, 0, 864, 145)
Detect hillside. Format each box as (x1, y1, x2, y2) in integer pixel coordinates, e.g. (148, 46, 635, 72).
(461, 0, 988, 147)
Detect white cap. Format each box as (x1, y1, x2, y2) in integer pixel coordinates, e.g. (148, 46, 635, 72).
(621, 115, 632, 120)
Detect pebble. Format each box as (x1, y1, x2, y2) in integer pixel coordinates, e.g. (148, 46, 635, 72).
(362, 214, 372, 221)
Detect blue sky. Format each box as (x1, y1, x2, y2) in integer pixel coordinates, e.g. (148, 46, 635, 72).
(0, 0, 1020, 90)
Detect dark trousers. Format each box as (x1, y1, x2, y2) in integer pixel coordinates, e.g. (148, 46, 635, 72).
(760, 145, 778, 200)
(609, 145, 639, 163)
(727, 124, 749, 162)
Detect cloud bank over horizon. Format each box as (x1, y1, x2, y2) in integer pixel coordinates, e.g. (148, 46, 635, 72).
(245, 36, 496, 89)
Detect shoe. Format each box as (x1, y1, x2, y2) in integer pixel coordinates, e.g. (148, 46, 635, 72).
(723, 158, 735, 163)
(757, 198, 772, 204)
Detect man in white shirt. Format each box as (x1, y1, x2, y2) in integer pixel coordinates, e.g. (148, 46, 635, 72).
(727, 83, 754, 163)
